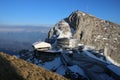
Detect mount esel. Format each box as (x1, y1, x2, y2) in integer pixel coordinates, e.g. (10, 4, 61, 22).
(47, 10, 120, 66)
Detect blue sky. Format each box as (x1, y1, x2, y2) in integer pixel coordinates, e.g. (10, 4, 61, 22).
(0, 0, 120, 26)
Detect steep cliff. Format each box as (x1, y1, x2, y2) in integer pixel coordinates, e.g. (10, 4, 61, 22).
(0, 52, 67, 80)
(47, 11, 120, 66)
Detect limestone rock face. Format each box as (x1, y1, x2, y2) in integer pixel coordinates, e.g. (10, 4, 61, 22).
(47, 11, 120, 66)
(47, 20, 72, 43)
(0, 52, 67, 80)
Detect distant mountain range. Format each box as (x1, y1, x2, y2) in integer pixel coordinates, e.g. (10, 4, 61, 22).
(0, 25, 51, 32)
(0, 24, 53, 27)
(0, 26, 51, 55)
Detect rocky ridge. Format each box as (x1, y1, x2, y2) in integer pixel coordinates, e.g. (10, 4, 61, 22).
(0, 52, 67, 80)
(47, 11, 120, 66)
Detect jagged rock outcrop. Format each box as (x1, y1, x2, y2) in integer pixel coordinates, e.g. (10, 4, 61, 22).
(47, 11, 120, 66)
(0, 52, 67, 80)
(47, 20, 72, 44)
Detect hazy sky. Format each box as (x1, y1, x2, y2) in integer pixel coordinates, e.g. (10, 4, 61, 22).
(0, 0, 120, 25)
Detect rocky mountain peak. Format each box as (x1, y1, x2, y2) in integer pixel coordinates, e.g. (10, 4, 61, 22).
(48, 20, 72, 41)
(47, 10, 120, 66)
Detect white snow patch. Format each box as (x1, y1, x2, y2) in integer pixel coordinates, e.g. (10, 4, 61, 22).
(103, 38, 108, 40)
(95, 35, 103, 41)
(104, 47, 120, 66)
(83, 51, 109, 64)
(96, 35, 102, 39)
(57, 31, 72, 39)
(83, 45, 95, 51)
(105, 43, 109, 46)
(107, 65, 120, 76)
(56, 65, 67, 75)
(42, 57, 62, 70)
(33, 58, 42, 64)
(77, 45, 112, 64)
(82, 13, 86, 16)
(68, 65, 87, 77)
(52, 21, 73, 39)
(55, 28, 72, 39)
(78, 43, 84, 46)
(38, 57, 67, 75)
(105, 54, 120, 66)
(104, 27, 107, 30)
(101, 20, 106, 23)
(94, 39, 97, 42)
(32, 41, 51, 49)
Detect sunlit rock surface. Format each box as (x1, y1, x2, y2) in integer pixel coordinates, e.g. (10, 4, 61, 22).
(47, 11, 120, 66)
